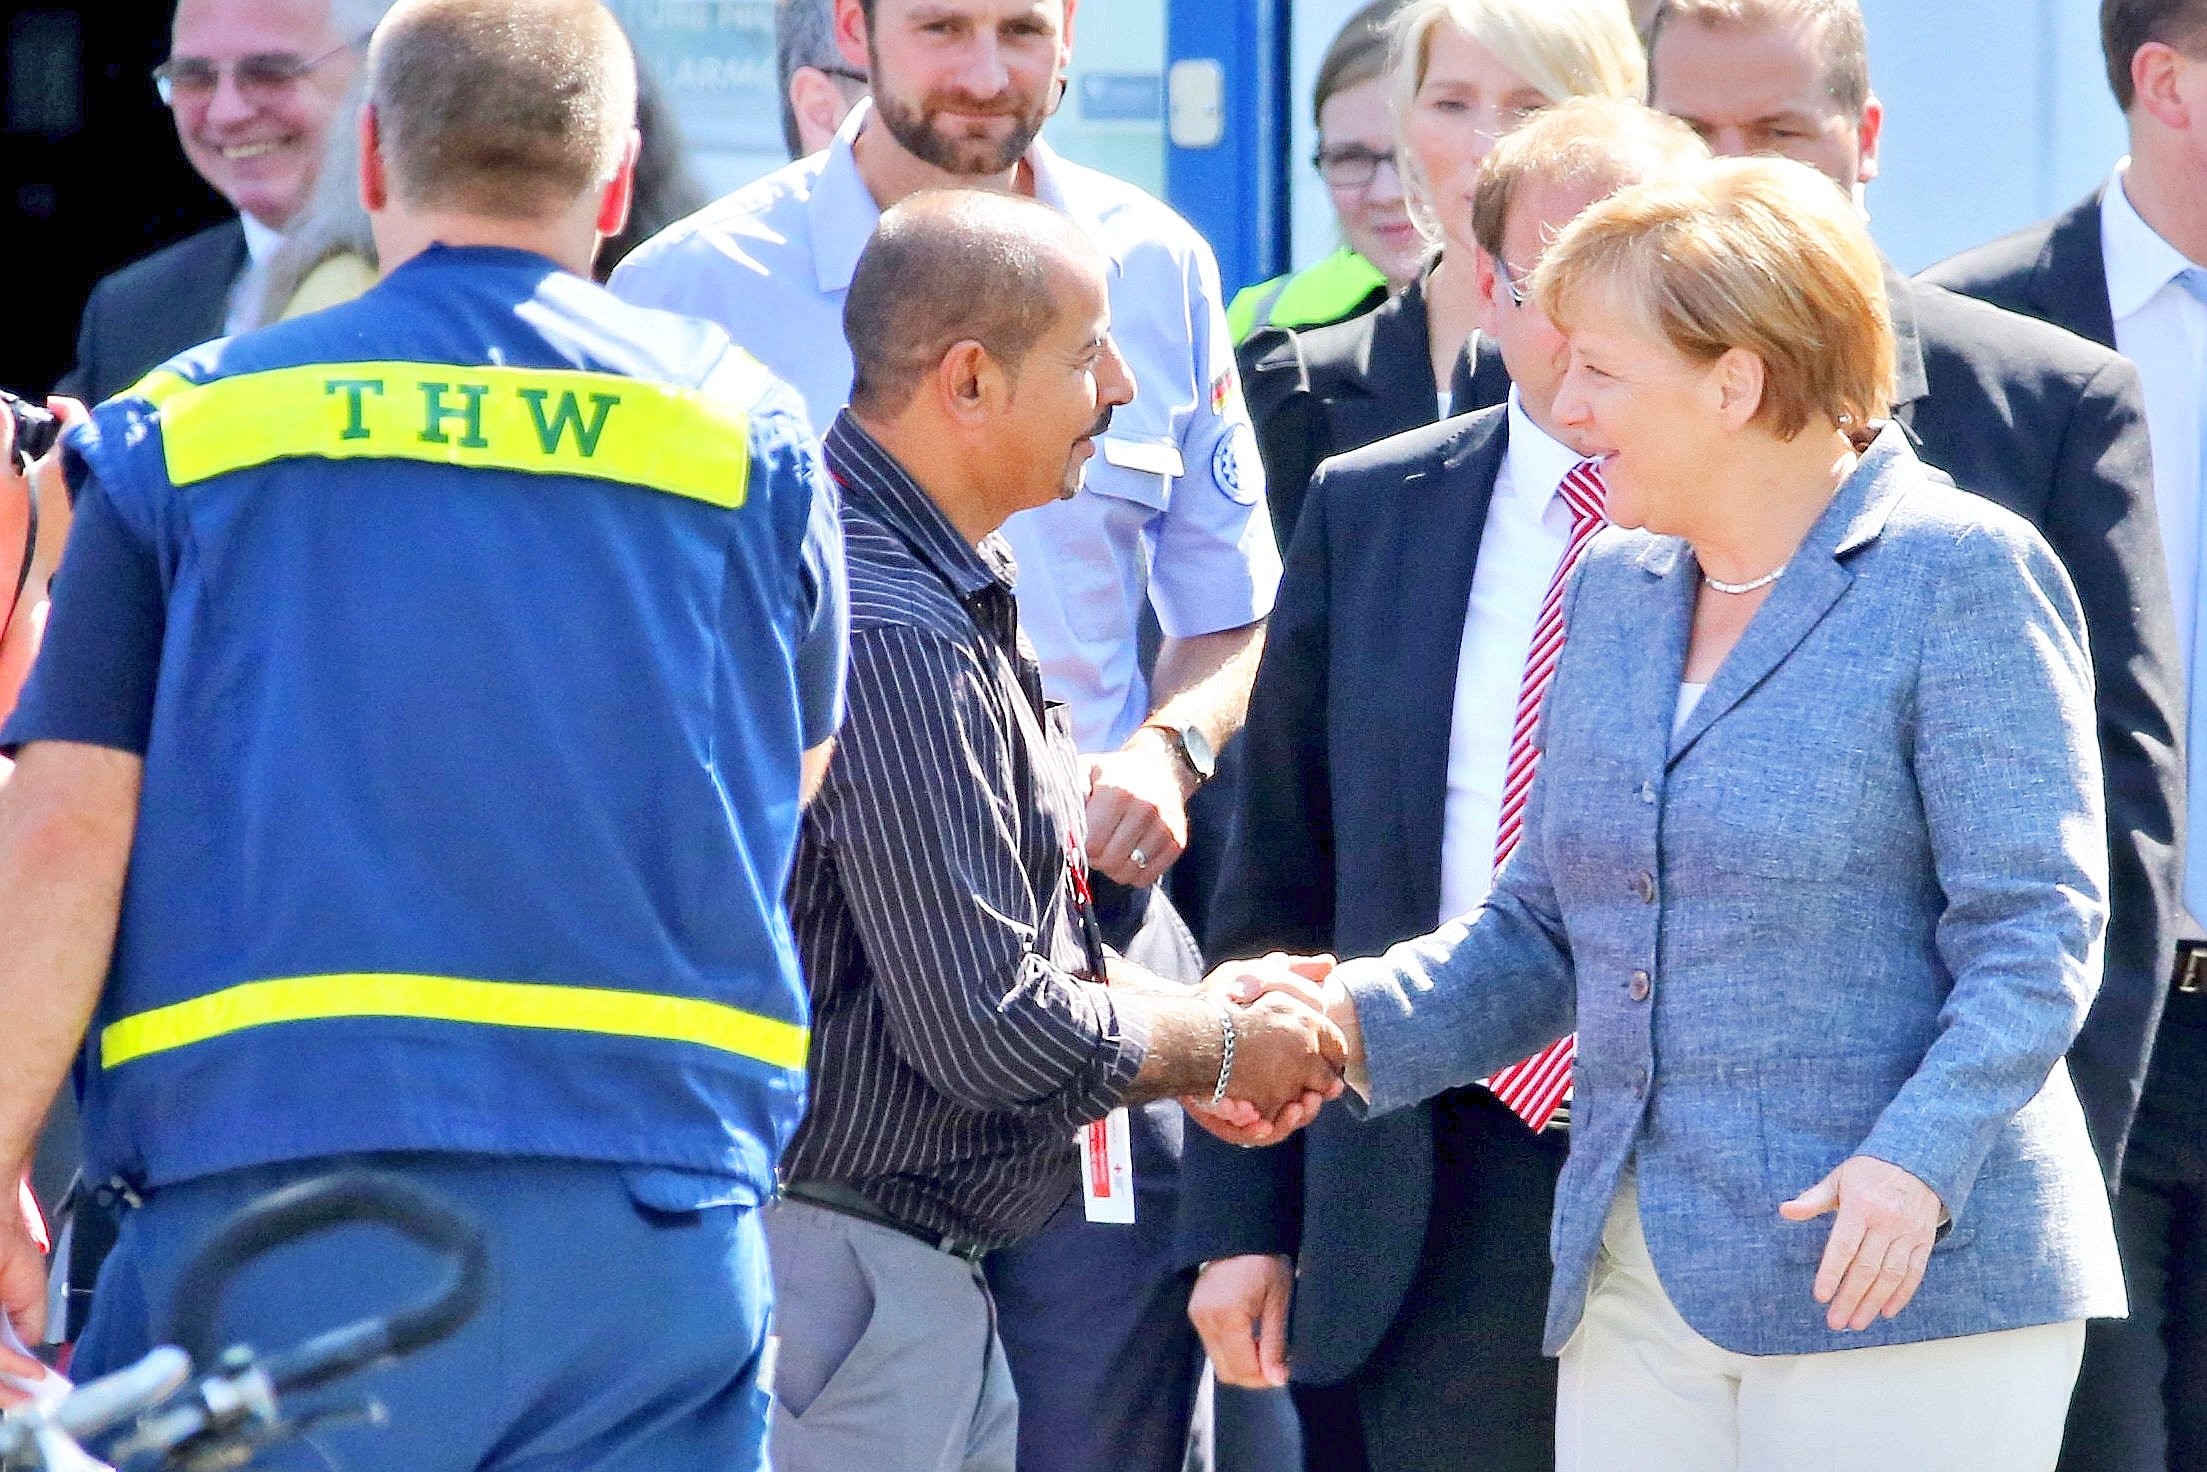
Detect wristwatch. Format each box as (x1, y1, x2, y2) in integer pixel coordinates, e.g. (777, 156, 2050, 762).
(1143, 721, 1217, 788)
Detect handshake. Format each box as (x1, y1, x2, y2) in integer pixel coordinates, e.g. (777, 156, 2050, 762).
(1175, 953, 1365, 1150)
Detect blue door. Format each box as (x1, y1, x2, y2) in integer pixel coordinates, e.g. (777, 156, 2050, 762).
(1163, 0, 1289, 295)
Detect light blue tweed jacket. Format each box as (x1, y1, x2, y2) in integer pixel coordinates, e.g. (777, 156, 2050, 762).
(1338, 428, 2126, 1357)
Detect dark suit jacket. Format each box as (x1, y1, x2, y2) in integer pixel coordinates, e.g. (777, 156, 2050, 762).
(1923, 195, 2207, 1129)
(1921, 190, 2115, 349)
(1240, 265, 1511, 550)
(1887, 268, 2181, 1185)
(57, 220, 246, 404)
(1177, 407, 1514, 1385)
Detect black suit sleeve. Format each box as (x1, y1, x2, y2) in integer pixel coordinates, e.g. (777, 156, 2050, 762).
(1175, 469, 1344, 1269)
(1240, 327, 1322, 553)
(2040, 355, 2183, 1187)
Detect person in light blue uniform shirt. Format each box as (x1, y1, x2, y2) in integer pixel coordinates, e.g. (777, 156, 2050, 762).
(614, 101, 1274, 763)
(612, 4, 1280, 1469)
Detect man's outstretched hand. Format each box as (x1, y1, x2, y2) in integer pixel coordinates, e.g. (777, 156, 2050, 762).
(1181, 953, 1349, 1148)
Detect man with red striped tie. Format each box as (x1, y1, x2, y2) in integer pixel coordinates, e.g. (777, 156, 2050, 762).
(1179, 99, 1710, 1472)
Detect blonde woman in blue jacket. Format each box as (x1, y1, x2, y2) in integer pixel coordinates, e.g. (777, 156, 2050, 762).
(1233, 155, 2123, 1471)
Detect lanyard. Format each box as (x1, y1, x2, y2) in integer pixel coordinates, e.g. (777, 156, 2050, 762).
(1064, 836, 1111, 983)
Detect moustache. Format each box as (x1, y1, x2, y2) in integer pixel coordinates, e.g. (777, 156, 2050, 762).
(922, 90, 1029, 119)
(1085, 407, 1114, 439)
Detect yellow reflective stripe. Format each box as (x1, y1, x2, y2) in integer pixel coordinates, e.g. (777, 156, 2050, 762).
(123, 369, 196, 410)
(1266, 249, 1387, 328)
(154, 361, 752, 508)
(100, 973, 808, 1072)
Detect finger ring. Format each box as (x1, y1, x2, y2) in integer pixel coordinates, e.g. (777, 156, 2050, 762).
(1130, 847, 1150, 870)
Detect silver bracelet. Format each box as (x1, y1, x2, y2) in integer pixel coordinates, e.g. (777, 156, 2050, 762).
(1209, 1003, 1238, 1108)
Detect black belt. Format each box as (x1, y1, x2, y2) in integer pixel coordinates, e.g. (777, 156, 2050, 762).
(780, 1180, 989, 1264)
(2174, 940, 2207, 997)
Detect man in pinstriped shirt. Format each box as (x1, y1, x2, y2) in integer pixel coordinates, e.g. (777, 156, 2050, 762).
(767, 191, 1344, 1472)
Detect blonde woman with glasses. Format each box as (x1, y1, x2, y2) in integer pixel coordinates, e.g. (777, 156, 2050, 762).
(1239, 0, 1644, 545)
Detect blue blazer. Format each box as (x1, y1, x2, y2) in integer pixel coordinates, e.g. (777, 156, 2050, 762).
(1339, 429, 2126, 1356)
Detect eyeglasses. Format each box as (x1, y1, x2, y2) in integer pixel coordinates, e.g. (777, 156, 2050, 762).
(1495, 256, 1530, 309)
(1313, 146, 1398, 190)
(153, 34, 363, 107)
(814, 63, 870, 86)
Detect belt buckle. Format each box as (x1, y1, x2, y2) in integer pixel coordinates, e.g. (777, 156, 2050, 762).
(2176, 944, 2207, 996)
(938, 1233, 987, 1264)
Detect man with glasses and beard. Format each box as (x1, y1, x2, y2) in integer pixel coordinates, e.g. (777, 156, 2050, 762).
(59, 0, 391, 405)
(613, 5, 1278, 1470)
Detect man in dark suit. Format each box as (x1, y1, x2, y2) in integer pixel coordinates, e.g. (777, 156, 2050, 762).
(1239, 272, 1510, 550)
(59, 0, 374, 402)
(1179, 100, 1708, 1472)
(1647, 0, 2183, 1201)
(1923, 5, 2207, 1466)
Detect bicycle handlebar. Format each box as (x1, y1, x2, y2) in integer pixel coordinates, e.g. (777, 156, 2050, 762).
(7, 1171, 486, 1472)
(165, 1172, 487, 1387)
(47, 1351, 190, 1446)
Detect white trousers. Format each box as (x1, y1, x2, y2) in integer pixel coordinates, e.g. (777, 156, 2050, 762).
(1556, 1179, 2086, 1472)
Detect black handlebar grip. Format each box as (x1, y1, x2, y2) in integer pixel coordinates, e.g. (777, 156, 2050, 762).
(164, 1171, 489, 1380)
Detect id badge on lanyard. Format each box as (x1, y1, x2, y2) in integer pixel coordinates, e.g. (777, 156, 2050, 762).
(1066, 835, 1136, 1225)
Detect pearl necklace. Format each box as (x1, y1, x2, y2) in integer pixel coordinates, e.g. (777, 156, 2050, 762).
(1702, 562, 1788, 595)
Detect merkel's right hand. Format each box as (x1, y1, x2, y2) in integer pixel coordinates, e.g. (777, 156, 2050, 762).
(1189, 1253, 1294, 1388)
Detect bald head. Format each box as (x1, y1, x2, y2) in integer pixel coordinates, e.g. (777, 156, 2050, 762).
(368, 0, 637, 218)
(845, 189, 1105, 417)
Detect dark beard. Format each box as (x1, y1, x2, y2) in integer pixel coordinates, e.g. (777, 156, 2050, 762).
(871, 83, 1045, 176)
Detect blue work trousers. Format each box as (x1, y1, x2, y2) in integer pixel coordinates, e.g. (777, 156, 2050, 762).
(72, 1153, 773, 1472)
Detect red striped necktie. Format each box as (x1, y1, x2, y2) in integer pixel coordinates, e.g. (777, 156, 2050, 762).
(1485, 457, 1608, 1132)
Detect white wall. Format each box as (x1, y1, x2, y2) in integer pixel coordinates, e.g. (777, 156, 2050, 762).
(1284, 0, 2129, 285)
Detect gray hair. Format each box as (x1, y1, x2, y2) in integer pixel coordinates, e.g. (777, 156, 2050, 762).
(331, 0, 398, 39)
(238, 70, 379, 329)
(236, 0, 397, 330)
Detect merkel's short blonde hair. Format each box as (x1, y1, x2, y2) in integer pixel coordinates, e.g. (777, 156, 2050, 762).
(1389, 0, 1648, 238)
(1530, 155, 1894, 440)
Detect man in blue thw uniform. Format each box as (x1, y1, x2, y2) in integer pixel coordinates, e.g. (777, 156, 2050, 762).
(0, 2, 844, 1469)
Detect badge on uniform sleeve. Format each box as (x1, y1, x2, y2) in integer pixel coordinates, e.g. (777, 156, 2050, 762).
(1211, 422, 1261, 505)
(1209, 370, 1232, 417)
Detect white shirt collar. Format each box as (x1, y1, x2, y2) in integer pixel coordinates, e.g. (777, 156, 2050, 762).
(1503, 389, 1587, 508)
(807, 99, 1108, 295)
(238, 212, 283, 266)
(2102, 159, 2199, 320)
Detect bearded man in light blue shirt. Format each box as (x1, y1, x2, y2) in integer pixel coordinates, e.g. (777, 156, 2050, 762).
(611, 3, 1280, 1469)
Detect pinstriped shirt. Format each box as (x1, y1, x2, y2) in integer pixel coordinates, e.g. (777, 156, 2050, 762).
(782, 414, 1149, 1249)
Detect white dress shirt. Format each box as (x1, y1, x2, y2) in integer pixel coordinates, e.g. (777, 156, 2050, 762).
(223, 213, 284, 336)
(1437, 394, 1583, 925)
(2102, 161, 2207, 682)
(609, 102, 1281, 752)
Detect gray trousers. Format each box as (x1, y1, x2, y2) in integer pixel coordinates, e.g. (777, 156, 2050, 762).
(764, 1198, 1018, 1472)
